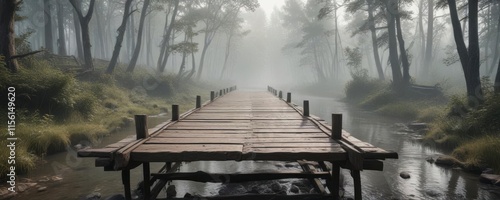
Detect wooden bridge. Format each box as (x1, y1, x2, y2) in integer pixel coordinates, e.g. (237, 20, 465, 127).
(78, 86, 398, 200)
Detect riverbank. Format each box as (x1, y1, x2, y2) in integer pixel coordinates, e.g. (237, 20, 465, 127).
(0, 54, 211, 182)
(340, 77, 500, 176)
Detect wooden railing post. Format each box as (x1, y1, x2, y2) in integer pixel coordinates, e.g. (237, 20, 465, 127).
(134, 115, 151, 199)
(220, 89, 223, 96)
(287, 92, 291, 103)
(332, 114, 342, 140)
(279, 91, 282, 99)
(303, 100, 309, 117)
(172, 105, 179, 121)
(211, 91, 215, 101)
(196, 96, 201, 108)
(135, 115, 148, 139)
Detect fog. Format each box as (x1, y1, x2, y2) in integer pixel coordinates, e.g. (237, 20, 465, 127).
(13, 0, 499, 94)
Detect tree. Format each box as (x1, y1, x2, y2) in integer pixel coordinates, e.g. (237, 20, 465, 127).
(157, 0, 180, 73)
(72, 0, 84, 59)
(219, 17, 248, 80)
(338, 0, 385, 80)
(496, 58, 500, 94)
(106, 0, 134, 74)
(69, 0, 96, 70)
(394, 4, 410, 86)
(441, 0, 483, 102)
(57, 1, 67, 55)
(0, 0, 19, 72)
(422, 0, 434, 74)
(126, 0, 151, 72)
(384, 0, 403, 87)
(195, 0, 259, 79)
(44, 0, 54, 53)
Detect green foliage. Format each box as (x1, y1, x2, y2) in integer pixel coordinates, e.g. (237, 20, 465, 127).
(375, 102, 419, 119)
(345, 47, 367, 79)
(0, 61, 78, 119)
(0, 55, 209, 178)
(453, 136, 500, 173)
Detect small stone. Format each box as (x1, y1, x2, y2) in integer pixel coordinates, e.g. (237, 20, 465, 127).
(400, 171, 411, 179)
(270, 182, 282, 193)
(104, 194, 125, 200)
(479, 173, 500, 186)
(435, 155, 463, 167)
(290, 185, 299, 193)
(86, 192, 101, 200)
(38, 176, 50, 182)
(17, 184, 28, 193)
(184, 193, 192, 197)
(74, 144, 83, 150)
(425, 189, 441, 197)
(166, 185, 176, 198)
(51, 176, 63, 182)
(482, 168, 494, 174)
(37, 186, 47, 192)
(425, 157, 435, 163)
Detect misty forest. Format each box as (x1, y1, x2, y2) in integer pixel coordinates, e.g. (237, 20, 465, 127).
(1, 0, 500, 199)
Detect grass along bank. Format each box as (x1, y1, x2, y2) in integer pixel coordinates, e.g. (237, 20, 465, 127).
(0, 54, 211, 180)
(345, 75, 500, 173)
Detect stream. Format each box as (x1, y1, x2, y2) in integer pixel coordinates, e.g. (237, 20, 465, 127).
(13, 94, 500, 200)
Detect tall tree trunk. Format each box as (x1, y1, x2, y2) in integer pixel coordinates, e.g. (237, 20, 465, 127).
(395, 11, 410, 86)
(157, 0, 180, 72)
(146, 12, 153, 67)
(106, 0, 133, 74)
(386, 4, 403, 86)
(467, 0, 482, 101)
(447, 0, 483, 102)
(44, 0, 54, 53)
(69, 0, 96, 70)
(57, 1, 66, 55)
(219, 33, 233, 80)
(186, 36, 197, 79)
(495, 58, 500, 94)
(367, 0, 384, 80)
(196, 36, 211, 79)
(0, 0, 19, 72)
(127, 0, 150, 72)
(95, 5, 106, 59)
(423, 0, 434, 74)
(72, 1, 83, 59)
(489, 10, 500, 75)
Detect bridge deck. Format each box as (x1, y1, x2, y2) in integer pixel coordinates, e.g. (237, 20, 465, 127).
(132, 91, 347, 162)
(78, 87, 398, 200)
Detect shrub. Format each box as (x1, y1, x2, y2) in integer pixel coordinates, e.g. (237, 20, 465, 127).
(453, 136, 500, 173)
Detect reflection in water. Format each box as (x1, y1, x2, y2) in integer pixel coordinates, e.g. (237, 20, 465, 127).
(13, 95, 500, 199)
(293, 94, 499, 199)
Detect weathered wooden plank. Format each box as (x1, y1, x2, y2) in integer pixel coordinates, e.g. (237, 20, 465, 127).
(78, 148, 116, 157)
(246, 138, 335, 143)
(253, 128, 324, 133)
(250, 133, 329, 138)
(159, 130, 251, 134)
(156, 133, 252, 138)
(241, 150, 346, 161)
(151, 171, 330, 183)
(146, 137, 245, 144)
(247, 143, 341, 148)
(131, 144, 243, 162)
